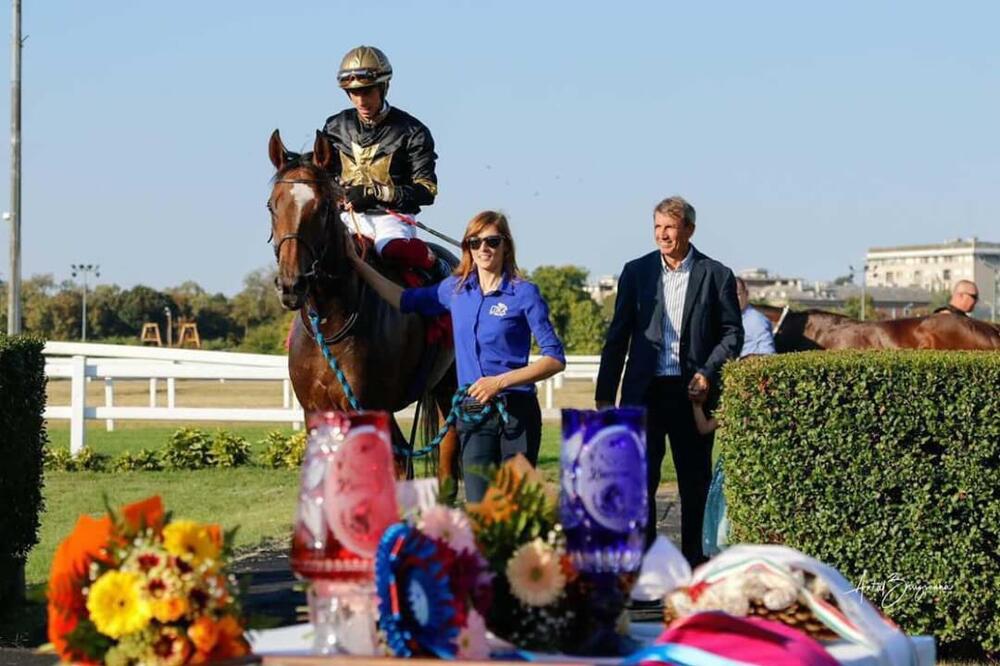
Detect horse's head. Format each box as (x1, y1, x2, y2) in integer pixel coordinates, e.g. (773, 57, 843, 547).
(267, 130, 343, 310)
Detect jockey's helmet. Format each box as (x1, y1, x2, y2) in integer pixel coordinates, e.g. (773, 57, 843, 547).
(337, 46, 393, 90)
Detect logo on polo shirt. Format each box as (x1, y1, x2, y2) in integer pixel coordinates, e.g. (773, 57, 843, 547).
(489, 302, 508, 317)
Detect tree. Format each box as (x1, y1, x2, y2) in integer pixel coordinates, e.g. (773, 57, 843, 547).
(87, 284, 126, 338)
(116, 285, 176, 336)
(21, 274, 58, 336)
(841, 294, 876, 320)
(231, 267, 283, 336)
(529, 265, 608, 354)
(564, 299, 608, 354)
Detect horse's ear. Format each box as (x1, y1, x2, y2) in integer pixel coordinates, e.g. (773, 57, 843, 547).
(313, 130, 334, 170)
(269, 129, 289, 170)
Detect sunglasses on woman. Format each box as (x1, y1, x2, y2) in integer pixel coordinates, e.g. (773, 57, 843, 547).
(465, 235, 504, 250)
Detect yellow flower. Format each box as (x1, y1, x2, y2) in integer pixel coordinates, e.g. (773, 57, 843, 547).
(505, 538, 566, 607)
(162, 520, 220, 566)
(86, 570, 152, 638)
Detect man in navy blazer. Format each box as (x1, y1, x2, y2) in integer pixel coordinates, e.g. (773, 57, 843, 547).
(596, 195, 742, 566)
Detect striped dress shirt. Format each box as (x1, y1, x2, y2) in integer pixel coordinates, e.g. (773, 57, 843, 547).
(656, 248, 693, 376)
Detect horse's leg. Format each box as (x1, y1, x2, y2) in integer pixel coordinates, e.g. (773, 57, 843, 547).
(388, 415, 413, 480)
(432, 379, 461, 505)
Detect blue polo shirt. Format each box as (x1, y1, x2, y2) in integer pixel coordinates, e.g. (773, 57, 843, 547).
(400, 272, 566, 393)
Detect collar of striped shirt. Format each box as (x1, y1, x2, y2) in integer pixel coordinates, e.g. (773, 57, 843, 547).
(660, 246, 694, 273)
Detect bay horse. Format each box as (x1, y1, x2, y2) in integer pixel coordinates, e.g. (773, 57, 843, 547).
(267, 129, 460, 480)
(756, 305, 1000, 351)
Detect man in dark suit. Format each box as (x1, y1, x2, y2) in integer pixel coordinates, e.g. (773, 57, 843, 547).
(596, 195, 742, 566)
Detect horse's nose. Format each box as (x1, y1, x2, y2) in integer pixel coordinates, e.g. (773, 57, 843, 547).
(279, 275, 308, 296)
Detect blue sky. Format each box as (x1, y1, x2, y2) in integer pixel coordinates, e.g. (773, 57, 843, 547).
(1, 1, 998, 295)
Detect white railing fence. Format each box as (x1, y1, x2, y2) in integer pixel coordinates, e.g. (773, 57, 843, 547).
(43, 342, 599, 455)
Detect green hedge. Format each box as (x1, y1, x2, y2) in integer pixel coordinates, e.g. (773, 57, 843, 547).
(718, 351, 1000, 653)
(0, 335, 47, 607)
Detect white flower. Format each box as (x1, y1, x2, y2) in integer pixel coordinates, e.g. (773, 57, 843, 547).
(417, 505, 477, 554)
(506, 539, 566, 607)
(456, 609, 490, 660)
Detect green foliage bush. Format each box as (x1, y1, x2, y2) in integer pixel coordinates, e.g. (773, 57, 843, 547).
(210, 430, 252, 468)
(112, 448, 164, 472)
(717, 351, 1000, 653)
(161, 427, 215, 470)
(259, 430, 307, 469)
(0, 335, 47, 607)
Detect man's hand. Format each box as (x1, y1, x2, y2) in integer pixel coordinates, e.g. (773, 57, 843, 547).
(595, 400, 614, 410)
(468, 375, 505, 404)
(687, 372, 710, 402)
(344, 185, 376, 212)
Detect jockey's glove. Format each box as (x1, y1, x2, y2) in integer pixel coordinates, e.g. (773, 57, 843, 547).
(369, 183, 397, 205)
(345, 185, 377, 211)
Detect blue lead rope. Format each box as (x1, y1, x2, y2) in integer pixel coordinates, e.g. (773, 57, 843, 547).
(308, 310, 508, 459)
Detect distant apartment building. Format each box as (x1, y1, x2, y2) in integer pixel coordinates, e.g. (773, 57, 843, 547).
(866, 238, 1000, 291)
(585, 275, 618, 303)
(866, 238, 999, 316)
(736, 268, 805, 302)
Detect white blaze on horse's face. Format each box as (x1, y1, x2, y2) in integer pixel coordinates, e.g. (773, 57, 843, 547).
(289, 183, 315, 218)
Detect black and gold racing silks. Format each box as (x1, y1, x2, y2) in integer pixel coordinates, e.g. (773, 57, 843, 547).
(321, 106, 438, 215)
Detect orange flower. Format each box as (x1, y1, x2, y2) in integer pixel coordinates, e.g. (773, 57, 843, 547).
(187, 616, 221, 655)
(121, 495, 166, 535)
(213, 615, 250, 660)
(151, 595, 189, 623)
(188, 615, 249, 663)
(47, 513, 112, 664)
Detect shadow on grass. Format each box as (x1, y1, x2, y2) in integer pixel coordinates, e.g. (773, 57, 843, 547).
(0, 584, 47, 649)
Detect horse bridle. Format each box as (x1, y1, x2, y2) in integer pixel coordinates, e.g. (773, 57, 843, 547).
(269, 177, 340, 283)
(270, 176, 361, 343)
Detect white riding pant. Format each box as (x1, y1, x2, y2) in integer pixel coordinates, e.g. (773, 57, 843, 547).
(340, 211, 416, 254)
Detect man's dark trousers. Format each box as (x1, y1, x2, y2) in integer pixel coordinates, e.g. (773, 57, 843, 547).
(644, 376, 713, 567)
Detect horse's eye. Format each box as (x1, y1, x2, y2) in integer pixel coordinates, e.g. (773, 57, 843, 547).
(266, 201, 274, 213)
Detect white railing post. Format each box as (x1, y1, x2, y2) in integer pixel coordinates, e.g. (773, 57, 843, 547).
(149, 378, 157, 407)
(167, 363, 176, 409)
(283, 378, 291, 408)
(292, 392, 302, 431)
(554, 374, 564, 390)
(104, 378, 115, 431)
(545, 378, 554, 409)
(70, 355, 86, 455)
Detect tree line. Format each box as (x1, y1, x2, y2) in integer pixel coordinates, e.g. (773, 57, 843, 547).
(0, 265, 613, 355)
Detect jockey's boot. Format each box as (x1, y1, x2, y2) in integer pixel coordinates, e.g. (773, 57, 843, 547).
(381, 238, 435, 287)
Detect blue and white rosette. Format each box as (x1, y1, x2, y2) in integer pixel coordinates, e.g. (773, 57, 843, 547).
(375, 522, 460, 658)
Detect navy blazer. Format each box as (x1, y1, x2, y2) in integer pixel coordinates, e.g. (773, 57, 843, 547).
(596, 246, 744, 407)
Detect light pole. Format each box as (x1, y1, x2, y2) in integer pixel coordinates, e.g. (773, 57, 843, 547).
(70, 264, 99, 341)
(163, 306, 172, 347)
(849, 264, 869, 321)
(6, 0, 23, 335)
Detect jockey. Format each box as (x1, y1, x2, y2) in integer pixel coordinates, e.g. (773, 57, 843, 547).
(321, 45, 438, 285)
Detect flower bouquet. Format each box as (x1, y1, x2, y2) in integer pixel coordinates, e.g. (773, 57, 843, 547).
(465, 454, 587, 653)
(374, 504, 492, 659)
(46, 496, 249, 665)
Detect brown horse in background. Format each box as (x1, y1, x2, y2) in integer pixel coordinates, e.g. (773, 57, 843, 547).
(267, 129, 460, 480)
(755, 304, 999, 351)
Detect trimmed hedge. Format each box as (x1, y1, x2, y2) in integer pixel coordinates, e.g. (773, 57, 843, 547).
(718, 351, 1000, 653)
(0, 335, 47, 607)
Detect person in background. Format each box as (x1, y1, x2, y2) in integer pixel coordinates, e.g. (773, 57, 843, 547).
(735, 277, 776, 357)
(596, 195, 742, 567)
(935, 280, 979, 317)
(344, 210, 566, 502)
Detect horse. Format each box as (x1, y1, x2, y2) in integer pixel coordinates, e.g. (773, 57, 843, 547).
(267, 129, 460, 480)
(755, 305, 1000, 351)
